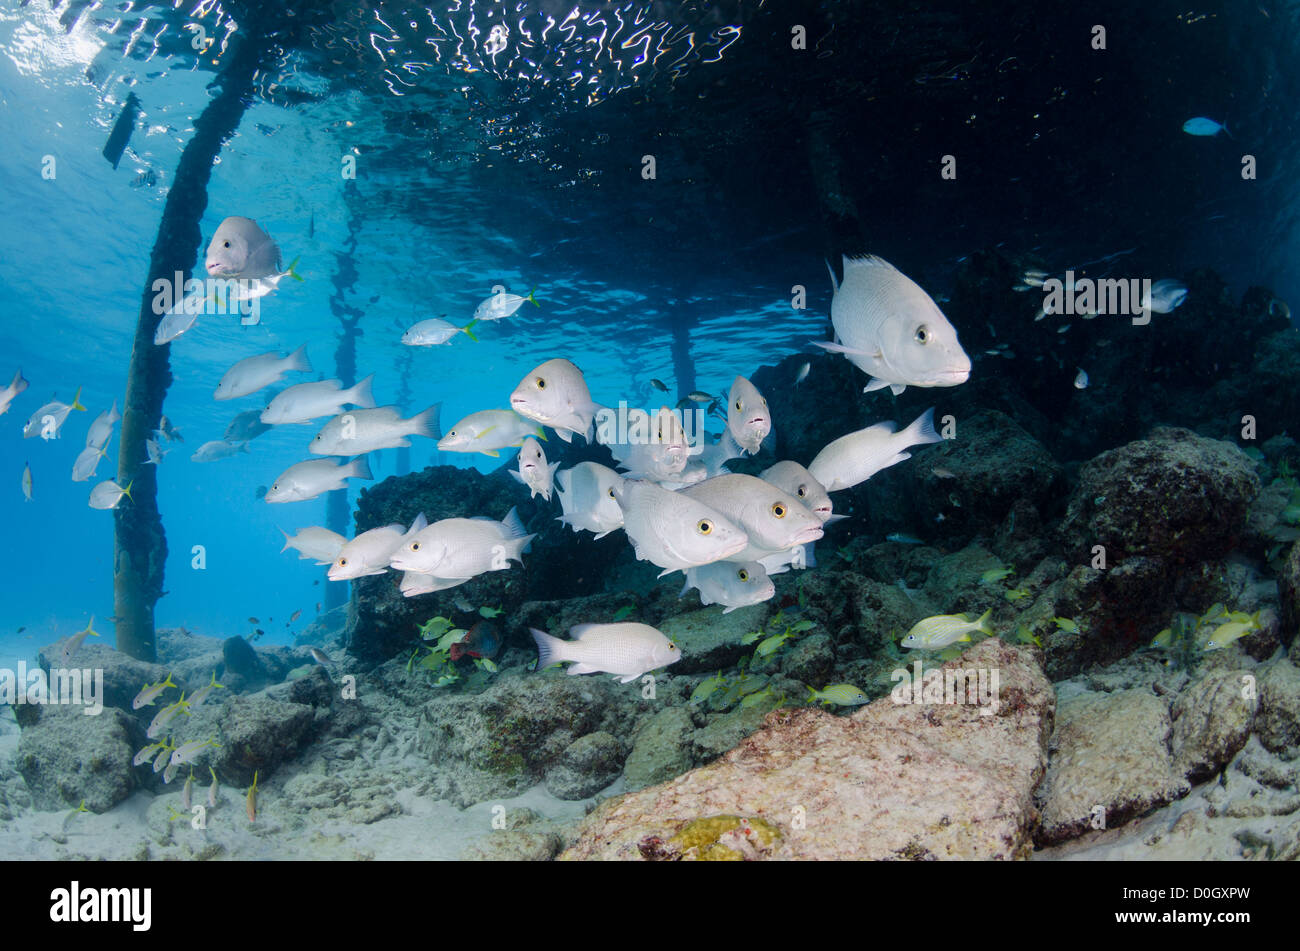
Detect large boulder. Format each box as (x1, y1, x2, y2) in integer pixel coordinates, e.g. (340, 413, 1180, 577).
(15, 705, 137, 811)
(562, 639, 1053, 860)
(1035, 689, 1190, 846)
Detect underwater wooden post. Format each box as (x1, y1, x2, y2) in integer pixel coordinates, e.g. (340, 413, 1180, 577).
(324, 183, 363, 611)
(112, 21, 272, 661)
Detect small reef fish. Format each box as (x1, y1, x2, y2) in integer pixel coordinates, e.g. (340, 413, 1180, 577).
(152, 742, 174, 772)
(901, 609, 993, 650)
(510, 436, 560, 501)
(436, 408, 544, 457)
(191, 440, 249, 462)
(980, 566, 1015, 584)
(182, 771, 193, 811)
(931, 466, 956, 479)
(22, 388, 86, 439)
(309, 404, 440, 455)
(265, 456, 372, 503)
(170, 737, 219, 767)
(886, 533, 923, 544)
(21, 462, 32, 501)
(449, 621, 502, 661)
(133, 740, 167, 767)
(246, 770, 259, 823)
(147, 693, 192, 739)
(290, 609, 302, 623)
(279, 526, 347, 564)
(650, 378, 668, 392)
(1053, 617, 1082, 635)
(62, 799, 90, 832)
(474, 287, 538, 321)
(556, 462, 626, 538)
(1074, 368, 1089, 390)
(88, 479, 132, 510)
(690, 671, 727, 705)
(808, 407, 943, 492)
(214, 345, 312, 401)
(209, 767, 219, 808)
(85, 401, 120, 451)
(188, 671, 226, 708)
(754, 630, 792, 657)
(1203, 612, 1261, 651)
(59, 617, 99, 665)
(1182, 117, 1227, 137)
(144, 438, 168, 465)
(0, 369, 29, 416)
(1005, 587, 1030, 602)
(401, 317, 479, 345)
(158, 415, 183, 442)
(794, 361, 810, 386)
(260, 376, 377, 425)
(818, 255, 971, 394)
(509, 358, 604, 443)
(153, 304, 198, 346)
(726, 375, 771, 455)
(530, 622, 681, 683)
(133, 673, 176, 709)
(310, 647, 331, 665)
(682, 561, 775, 614)
(807, 683, 870, 706)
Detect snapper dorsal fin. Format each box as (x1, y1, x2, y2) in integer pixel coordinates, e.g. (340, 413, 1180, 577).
(500, 506, 527, 538)
(843, 253, 898, 273)
(825, 258, 839, 293)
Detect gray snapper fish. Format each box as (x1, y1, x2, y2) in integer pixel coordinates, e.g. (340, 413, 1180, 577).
(309, 404, 439, 456)
(205, 216, 283, 280)
(328, 517, 425, 581)
(214, 345, 312, 401)
(556, 462, 625, 538)
(509, 358, 605, 443)
(510, 436, 560, 501)
(264, 456, 373, 503)
(191, 440, 249, 462)
(1142, 279, 1189, 314)
(607, 406, 697, 482)
(682, 561, 775, 613)
(279, 526, 346, 564)
(758, 460, 840, 523)
(530, 622, 680, 683)
(817, 255, 971, 394)
(680, 473, 824, 560)
(612, 479, 748, 576)
(224, 408, 274, 443)
(0, 369, 29, 416)
(726, 375, 771, 455)
(260, 376, 377, 425)
(389, 508, 534, 579)
(809, 407, 943, 492)
(435, 408, 543, 457)
(71, 445, 107, 482)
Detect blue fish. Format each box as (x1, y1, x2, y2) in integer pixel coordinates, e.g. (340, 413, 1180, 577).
(1182, 117, 1228, 137)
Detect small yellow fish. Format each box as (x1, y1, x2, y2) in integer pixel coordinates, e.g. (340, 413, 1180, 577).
(247, 770, 259, 823)
(1016, 625, 1042, 647)
(980, 566, 1015, 584)
(902, 609, 993, 650)
(1202, 612, 1261, 652)
(807, 684, 870, 706)
(1052, 616, 1081, 635)
(1149, 628, 1172, 649)
(1004, 587, 1030, 603)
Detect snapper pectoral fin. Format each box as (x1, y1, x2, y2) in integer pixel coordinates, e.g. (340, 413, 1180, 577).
(567, 663, 598, 676)
(814, 341, 878, 358)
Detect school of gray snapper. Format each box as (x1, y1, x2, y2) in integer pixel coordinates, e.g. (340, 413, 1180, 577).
(154, 221, 974, 685)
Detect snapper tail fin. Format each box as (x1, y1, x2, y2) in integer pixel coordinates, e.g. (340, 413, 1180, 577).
(349, 373, 377, 409)
(71, 386, 87, 412)
(411, 402, 441, 440)
(529, 628, 566, 670)
(287, 343, 312, 374)
(461, 319, 479, 342)
(902, 407, 942, 447)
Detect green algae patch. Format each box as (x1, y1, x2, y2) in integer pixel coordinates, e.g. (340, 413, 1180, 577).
(666, 814, 782, 860)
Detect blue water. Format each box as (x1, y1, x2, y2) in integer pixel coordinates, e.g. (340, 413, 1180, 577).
(1, 0, 1298, 669)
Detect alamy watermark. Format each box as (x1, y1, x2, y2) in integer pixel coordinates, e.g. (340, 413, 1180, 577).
(890, 661, 1000, 715)
(594, 402, 708, 447)
(0, 663, 103, 715)
(151, 272, 261, 325)
(1041, 272, 1153, 325)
